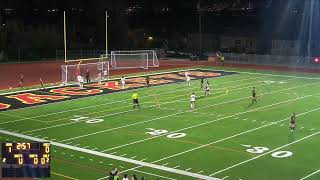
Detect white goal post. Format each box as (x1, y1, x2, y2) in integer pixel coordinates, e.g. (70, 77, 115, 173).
(61, 60, 109, 85)
(110, 50, 159, 69)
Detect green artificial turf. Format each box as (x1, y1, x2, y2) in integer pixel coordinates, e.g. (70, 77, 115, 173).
(1, 66, 320, 180)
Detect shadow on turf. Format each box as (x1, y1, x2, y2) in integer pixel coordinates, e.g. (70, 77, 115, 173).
(244, 101, 256, 110)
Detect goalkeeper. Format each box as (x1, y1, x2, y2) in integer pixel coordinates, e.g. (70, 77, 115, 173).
(132, 92, 140, 109)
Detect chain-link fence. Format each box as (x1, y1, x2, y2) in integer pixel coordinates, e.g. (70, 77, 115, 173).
(223, 53, 315, 67)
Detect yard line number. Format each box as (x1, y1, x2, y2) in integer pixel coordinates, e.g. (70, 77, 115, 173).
(146, 128, 186, 139)
(241, 144, 293, 158)
(71, 115, 104, 124)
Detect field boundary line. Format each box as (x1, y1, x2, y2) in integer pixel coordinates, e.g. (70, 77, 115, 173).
(59, 80, 320, 142)
(0, 129, 221, 180)
(111, 106, 320, 179)
(210, 131, 320, 176)
(151, 107, 320, 167)
(51, 172, 80, 180)
(300, 169, 320, 180)
(132, 169, 177, 180)
(199, 68, 320, 80)
(0, 73, 262, 125)
(0, 68, 199, 96)
(101, 91, 320, 152)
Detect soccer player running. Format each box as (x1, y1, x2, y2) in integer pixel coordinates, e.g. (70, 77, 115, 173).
(145, 76, 150, 88)
(204, 81, 211, 96)
(289, 113, 296, 132)
(39, 78, 45, 90)
(252, 87, 257, 103)
(120, 76, 126, 89)
(190, 92, 196, 110)
(185, 71, 191, 86)
(132, 92, 140, 109)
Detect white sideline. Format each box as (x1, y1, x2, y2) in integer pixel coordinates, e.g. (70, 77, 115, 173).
(0, 129, 221, 180)
(107, 106, 320, 180)
(210, 131, 320, 176)
(0, 72, 260, 125)
(132, 169, 177, 180)
(101, 91, 320, 152)
(59, 80, 320, 143)
(199, 68, 320, 80)
(300, 169, 320, 180)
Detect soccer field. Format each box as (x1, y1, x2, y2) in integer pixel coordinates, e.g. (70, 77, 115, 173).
(1, 66, 320, 180)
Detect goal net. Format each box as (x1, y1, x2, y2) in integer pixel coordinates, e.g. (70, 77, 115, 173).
(110, 50, 159, 69)
(61, 60, 109, 85)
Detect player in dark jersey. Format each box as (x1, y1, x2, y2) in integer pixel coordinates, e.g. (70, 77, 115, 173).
(289, 113, 296, 132)
(252, 87, 257, 103)
(39, 78, 45, 90)
(145, 76, 150, 88)
(200, 75, 204, 88)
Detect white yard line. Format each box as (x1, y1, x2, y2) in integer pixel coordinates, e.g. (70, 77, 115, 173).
(0, 74, 263, 125)
(300, 169, 320, 180)
(108, 106, 320, 179)
(0, 129, 220, 180)
(131, 169, 177, 180)
(154, 107, 320, 169)
(60, 81, 319, 143)
(20, 80, 264, 133)
(98, 92, 320, 152)
(210, 131, 320, 176)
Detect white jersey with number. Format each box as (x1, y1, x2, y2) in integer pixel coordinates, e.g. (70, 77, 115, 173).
(191, 94, 196, 102)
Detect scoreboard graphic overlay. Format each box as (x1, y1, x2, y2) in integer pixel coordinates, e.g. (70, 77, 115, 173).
(1, 142, 50, 178)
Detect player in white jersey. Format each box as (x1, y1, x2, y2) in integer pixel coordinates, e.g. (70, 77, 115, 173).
(120, 76, 126, 89)
(190, 92, 196, 110)
(97, 72, 102, 86)
(204, 81, 211, 96)
(185, 71, 191, 86)
(77, 75, 84, 88)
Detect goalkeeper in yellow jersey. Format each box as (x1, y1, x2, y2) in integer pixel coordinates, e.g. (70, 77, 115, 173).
(132, 92, 140, 109)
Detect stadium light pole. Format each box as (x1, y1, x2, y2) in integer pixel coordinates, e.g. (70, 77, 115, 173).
(197, 0, 202, 55)
(106, 11, 109, 57)
(63, 11, 67, 62)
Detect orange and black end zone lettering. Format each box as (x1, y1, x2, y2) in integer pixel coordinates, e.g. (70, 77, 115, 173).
(0, 69, 238, 111)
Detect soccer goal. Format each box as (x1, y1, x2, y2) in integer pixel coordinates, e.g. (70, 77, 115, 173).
(110, 50, 159, 69)
(61, 60, 109, 85)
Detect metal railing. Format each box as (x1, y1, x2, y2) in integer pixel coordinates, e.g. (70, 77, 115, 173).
(222, 53, 314, 66)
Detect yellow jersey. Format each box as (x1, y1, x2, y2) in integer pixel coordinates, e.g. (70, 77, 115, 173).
(132, 93, 139, 100)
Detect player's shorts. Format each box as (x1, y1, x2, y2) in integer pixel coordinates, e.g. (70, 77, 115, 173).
(133, 99, 139, 104)
(252, 94, 256, 98)
(290, 123, 295, 128)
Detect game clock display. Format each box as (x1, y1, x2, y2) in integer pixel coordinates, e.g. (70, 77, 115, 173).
(1, 142, 50, 178)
